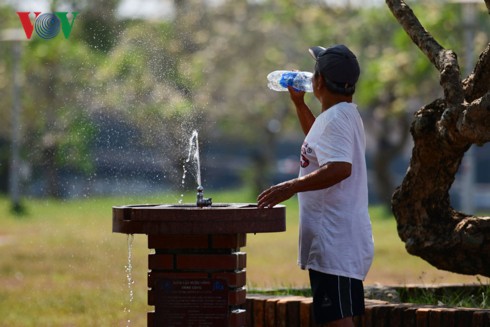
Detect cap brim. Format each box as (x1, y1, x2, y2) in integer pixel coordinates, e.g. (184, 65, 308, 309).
(308, 46, 326, 60)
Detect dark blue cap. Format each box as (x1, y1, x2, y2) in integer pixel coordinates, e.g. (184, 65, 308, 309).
(309, 44, 360, 88)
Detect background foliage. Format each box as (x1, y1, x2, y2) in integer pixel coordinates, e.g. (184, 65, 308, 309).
(0, 0, 489, 202)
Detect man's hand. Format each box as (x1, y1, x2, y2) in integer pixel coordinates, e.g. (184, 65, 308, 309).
(257, 180, 296, 209)
(287, 86, 306, 106)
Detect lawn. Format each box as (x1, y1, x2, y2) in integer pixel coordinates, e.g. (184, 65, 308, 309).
(0, 190, 487, 326)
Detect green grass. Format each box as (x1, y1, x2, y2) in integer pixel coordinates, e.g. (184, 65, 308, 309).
(0, 196, 157, 327)
(397, 279, 490, 308)
(0, 190, 488, 326)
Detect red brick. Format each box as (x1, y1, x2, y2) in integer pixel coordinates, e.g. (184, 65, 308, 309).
(212, 270, 246, 288)
(429, 308, 442, 326)
(147, 271, 208, 288)
(265, 298, 280, 327)
(229, 288, 247, 306)
(440, 308, 457, 327)
(416, 308, 430, 327)
(299, 298, 314, 327)
(148, 234, 209, 249)
(456, 308, 474, 326)
(277, 299, 287, 327)
(363, 301, 391, 327)
(147, 311, 154, 327)
(176, 252, 246, 270)
(372, 305, 392, 326)
(229, 309, 247, 327)
(390, 304, 413, 327)
(273, 297, 303, 326)
(286, 297, 302, 326)
(401, 306, 418, 327)
(248, 295, 267, 326)
(212, 233, 246, 248)
(473, 310, 490, 327)
(364, 305, 374, 327)
(148, 288, 155, 305)
(245, 297, 254, 327)
(148, 254, 173, 270)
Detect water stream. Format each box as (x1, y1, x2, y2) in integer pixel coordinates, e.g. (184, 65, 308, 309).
(179, 130, 202, 203)
(123, 130, 203, 323)
(124, 234, 135, 327)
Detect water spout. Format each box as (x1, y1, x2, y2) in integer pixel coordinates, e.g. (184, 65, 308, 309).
(196, 185, 212, 208)
(181, 130, 212, 207)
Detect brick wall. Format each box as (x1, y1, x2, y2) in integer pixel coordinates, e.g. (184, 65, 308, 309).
(245, 295, 490, 327)
(140, 230, 490, 327)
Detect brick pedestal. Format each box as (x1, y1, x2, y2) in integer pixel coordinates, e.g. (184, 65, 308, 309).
(147, 233, 248, 327)
(112, 203, 286, 326)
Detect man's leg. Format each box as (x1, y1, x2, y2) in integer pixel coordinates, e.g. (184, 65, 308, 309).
(309, 270, 365, 326)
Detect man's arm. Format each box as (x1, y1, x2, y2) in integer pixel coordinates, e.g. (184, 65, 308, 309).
(257, 161, 351, 208)
(288, 87, 315, 135)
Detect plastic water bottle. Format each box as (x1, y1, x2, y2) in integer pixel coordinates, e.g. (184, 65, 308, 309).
(267, 70, 313, 92)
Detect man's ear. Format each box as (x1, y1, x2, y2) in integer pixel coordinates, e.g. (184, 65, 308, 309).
(316, 72, 325, 90)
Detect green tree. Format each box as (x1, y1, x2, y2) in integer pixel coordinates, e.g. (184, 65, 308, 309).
(0, 4, 25, 194)
(22, 36, 98, 197)
(1, 0, 121, 198)
(190, 0, 351, 193)
(66, 0, 123, 52)
(93, 20, 202, 186)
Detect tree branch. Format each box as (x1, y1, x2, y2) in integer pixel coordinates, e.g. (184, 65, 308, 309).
(385, 0, 464, 110)
(385, 0, 442, 68)
(463, 42, 490, 102)
(457, 91, 490, 144)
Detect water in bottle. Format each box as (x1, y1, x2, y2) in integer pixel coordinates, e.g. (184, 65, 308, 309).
(267, 70, 313, 92)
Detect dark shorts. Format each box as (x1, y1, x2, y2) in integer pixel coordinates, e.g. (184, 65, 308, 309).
(309, 270, 365, 324)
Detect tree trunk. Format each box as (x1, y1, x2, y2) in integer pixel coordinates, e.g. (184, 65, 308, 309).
(392, 98, 490, 276)
(387, 0, 490, 277)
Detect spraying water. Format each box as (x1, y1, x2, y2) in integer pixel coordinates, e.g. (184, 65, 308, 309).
(124, 234, 135, 327)
(186, 130, 202, 187)
(179, 130, 202, 203)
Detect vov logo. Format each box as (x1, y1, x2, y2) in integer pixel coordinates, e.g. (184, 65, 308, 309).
(17, 12, 79, 40)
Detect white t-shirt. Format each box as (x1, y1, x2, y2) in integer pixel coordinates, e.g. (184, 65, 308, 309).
(297, 102, 374, 280)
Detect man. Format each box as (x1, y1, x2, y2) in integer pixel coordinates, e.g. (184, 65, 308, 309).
(257, 44, 374, 327)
